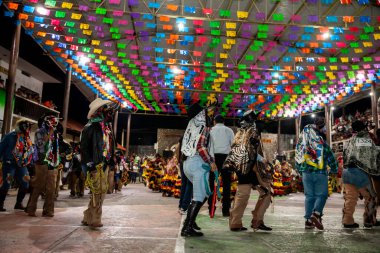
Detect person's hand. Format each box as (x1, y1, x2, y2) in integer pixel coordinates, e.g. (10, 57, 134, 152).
(211, 162, 217, 172)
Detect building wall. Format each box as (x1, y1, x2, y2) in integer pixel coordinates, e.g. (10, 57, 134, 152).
(261, 133, 296, 162)
(156, 128, 184, 155)
(0, 60, 43, 99)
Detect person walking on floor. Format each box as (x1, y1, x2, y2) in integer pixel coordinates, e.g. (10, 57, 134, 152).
(342, 120, 380, 228)
(180, 100, 218, 237)
(54, 123, 73, 199)
(209, 114, 234, 217)
(0, 120, 34, 212)
(80, 98, 116, 228)
(225, 110, 273, 232)
(26, 114, 60, 217)
(295, 116, 338, 230)
(70, 144, 85, 198)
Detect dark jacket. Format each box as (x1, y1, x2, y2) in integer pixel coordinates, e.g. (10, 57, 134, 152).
(0, 132, 17, 165)
(72, 153, 83, 175)
(80, 122, 115, 171)
(59, 138, 73, 171)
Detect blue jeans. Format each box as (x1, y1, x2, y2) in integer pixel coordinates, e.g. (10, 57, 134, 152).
(302, 172, 328, 219)
(0, 164, 29, 191)
(179, 162, 193, 210)
(183, 155, 209, 202)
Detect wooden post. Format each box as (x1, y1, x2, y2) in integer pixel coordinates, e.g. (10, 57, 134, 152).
(277, 119, 281, 155)
(121, 129, 125, 147)
(2, 21, 21, 136)
(295, 115, 301, 144)
(371, 82, 378, 132)
(113, 110, 119, 141)
(126, 113, 131, 156)
(62, 66, 72, 137)
(325, 105, 331, 145)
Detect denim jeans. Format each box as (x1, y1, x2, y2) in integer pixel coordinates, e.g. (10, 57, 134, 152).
(179, 162, 193, 210)
(302, 172, 328, 219)
(0, 163, 29, 191)
(183, 155, 209, 202)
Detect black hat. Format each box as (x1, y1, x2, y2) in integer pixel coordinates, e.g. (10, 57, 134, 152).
(314, 116, 325, 128)
(351, 120, 366, 133)
(214, 114, 224, 123)
(240, 110, 260, 123)
(187, 102, 203, 119)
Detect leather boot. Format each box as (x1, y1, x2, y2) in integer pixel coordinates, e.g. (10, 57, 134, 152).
(181, 201, 204, 237)
(0, 189, 9, 212)
(14, 188, 27, 210)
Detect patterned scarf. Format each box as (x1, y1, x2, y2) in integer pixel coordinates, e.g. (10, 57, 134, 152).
(12, 131, 34, 167)
(100, 121, 113, 162)
(224, 124, 259, 175)
(295, 124, 324, 170)
(343, 131, 380, 176)
(44, 128, 60, 168)
(181, 110, 206, 157)
(89, 106, 113, 162)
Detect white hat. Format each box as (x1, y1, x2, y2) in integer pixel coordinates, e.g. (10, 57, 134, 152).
(87, 98, 112, 119)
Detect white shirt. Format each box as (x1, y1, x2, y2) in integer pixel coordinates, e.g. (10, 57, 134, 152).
(210, 123, 235, 155)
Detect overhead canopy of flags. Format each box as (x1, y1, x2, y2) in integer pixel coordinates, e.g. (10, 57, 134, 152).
(2, 0, 380, 118)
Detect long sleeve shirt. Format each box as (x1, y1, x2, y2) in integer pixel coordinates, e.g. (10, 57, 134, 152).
(196, 127, 215, 165)
(210, 123, 234, 155)
(0, 132, 17, 164)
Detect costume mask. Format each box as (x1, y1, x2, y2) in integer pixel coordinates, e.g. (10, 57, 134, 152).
(239, 110, 260, 128)
(18, 121, 32, 135)
(44, 115, 59, 130)
(205, 98, 218, 127)
(103, 106, 115, 123)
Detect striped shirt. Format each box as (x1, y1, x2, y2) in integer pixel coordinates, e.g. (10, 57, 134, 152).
(196, 127, 215, 165)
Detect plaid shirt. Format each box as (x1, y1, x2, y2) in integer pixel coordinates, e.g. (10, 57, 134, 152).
(296, 143, 338, 174)
(196, 127, 215, 165)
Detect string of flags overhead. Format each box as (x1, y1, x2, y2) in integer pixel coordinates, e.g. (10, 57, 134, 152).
(1, 0, 380, 118)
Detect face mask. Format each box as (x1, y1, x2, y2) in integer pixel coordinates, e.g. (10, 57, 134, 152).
(19, 122, 31, 134)
(44, 116, 58, 129)
(103, 108, 114, 122)
(207, 106, 215, 118)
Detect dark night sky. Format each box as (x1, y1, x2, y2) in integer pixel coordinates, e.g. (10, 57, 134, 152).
(0, 9, 374, 145)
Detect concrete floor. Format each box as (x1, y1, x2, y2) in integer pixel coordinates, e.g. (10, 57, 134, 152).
(0, 184, 379, 253)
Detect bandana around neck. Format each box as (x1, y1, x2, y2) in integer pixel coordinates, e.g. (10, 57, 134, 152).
(44, 128, 60, 168)
(100, 121, 113, 161)
(89, 111, 104, 123)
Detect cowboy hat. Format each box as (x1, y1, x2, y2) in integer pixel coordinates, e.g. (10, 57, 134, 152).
(87, 98, 112, 119)
(15, 118, 35, 131)
(187, 102, 203, 119)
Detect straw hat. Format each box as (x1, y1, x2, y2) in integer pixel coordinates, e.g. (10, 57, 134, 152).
(87, 98, 112, 119)
(15, 118, 34, 130)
